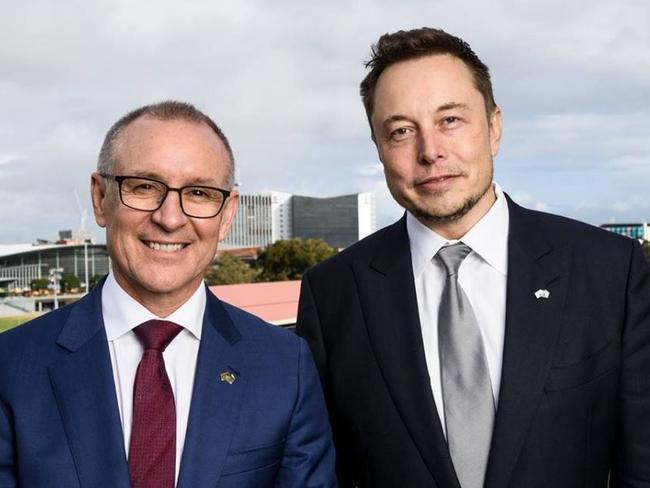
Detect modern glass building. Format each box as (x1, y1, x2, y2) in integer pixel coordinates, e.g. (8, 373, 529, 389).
(0, 243, 110, 290)
(223, 191, 376, 249)
(292, 193, 376, 249)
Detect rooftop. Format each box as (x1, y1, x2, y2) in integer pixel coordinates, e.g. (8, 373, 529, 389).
(210, 280, 300, 326)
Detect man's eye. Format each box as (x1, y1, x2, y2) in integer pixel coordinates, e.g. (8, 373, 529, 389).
(390, 127, 412, 140)
(442, 116, 459, 125)
(131, 183, 155, 193)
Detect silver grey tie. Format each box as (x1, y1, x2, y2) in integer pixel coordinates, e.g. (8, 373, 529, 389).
(437, 243, 494, 488)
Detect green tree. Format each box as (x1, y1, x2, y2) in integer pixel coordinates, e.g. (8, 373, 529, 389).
(204, 253, 258, 285)
(89, 274, 104, 290)
(30, 278, 50, 291)
(60, 275, 81, 293)
(642, 240, 650, 266)
(255, 238, 336, 282)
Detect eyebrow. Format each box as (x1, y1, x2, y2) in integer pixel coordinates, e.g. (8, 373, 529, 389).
(437, 102, 471, 112)
(380, 102, 472, 131)
(126, 170, 220, 186)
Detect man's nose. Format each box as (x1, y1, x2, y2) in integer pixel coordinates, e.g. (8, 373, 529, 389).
(150, 190, 189, 231)
(418, 129, 446, 165)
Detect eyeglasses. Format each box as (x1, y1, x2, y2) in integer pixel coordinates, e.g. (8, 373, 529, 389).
(101, 174, 231, 218)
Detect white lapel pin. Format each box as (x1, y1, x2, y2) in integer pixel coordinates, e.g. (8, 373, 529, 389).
(534, 289, 550, 299)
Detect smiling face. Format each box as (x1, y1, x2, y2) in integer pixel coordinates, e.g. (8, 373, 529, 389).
(91, 116, 238, 315)
(371, 54, 502, 239)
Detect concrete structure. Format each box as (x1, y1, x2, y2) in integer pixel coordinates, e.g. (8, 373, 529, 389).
(601, 222, 649, 241)
(224, 191, 376, 249)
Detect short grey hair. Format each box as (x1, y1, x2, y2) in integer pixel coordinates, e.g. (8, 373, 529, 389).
(97, 100, 235, 189)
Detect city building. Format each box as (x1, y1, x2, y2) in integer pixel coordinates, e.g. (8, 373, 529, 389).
(600, 222, 649, 241)
(224, 191, 376, 249)
(225, 191, 292, 248)
(0, 230, 109, 291)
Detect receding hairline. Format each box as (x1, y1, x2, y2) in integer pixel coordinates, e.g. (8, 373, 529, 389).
(97, 101, 236, 189)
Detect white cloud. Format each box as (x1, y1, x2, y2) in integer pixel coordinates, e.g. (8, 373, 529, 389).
(356, 163, 383, 177)
(510, 191, 550, 212)
(0, 154, 26, 166)
(0, 0, 649, 242)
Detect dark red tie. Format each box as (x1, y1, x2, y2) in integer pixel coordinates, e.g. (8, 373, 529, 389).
(128, 320, 183, 488)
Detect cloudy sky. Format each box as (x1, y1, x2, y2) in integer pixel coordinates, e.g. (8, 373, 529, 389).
(1, 0, 648, 244)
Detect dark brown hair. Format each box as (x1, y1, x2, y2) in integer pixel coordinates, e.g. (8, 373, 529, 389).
(360, 27, 497, 128)
(98, 100, 235, 189)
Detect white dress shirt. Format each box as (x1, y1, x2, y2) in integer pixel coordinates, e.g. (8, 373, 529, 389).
(407, 183, 510, 437)
(102, 273, 204, 484)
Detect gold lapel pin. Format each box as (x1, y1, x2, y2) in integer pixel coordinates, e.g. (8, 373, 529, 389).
(220, 371, 236, 385)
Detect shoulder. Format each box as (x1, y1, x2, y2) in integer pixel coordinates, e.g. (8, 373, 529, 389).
(508, 198, 640, 276)
(0, 305, 71, 352)
(0, 304, 74, 391)
(510, 200, 635, 254)
(219, 300, 306, 357)
(305, 219, 403, 278)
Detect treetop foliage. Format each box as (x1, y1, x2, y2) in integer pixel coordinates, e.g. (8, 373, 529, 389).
(255, 238, 336, 282)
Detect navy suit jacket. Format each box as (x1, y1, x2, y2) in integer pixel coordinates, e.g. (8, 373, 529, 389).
(0, 281, 336, 487)
(297, 197, 650, 487)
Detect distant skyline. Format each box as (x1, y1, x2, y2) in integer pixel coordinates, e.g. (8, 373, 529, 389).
(1, 0, 649, 244)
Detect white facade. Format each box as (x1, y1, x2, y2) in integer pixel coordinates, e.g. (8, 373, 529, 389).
(270, 192, 293, 242)
(357, 192, 376, 241)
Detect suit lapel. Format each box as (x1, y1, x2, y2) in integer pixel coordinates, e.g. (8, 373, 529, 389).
(352, 217, 459, 488)
(48, 283, 131, 488)
(484, 198, 569, 488)
(177, 287, 247, 488)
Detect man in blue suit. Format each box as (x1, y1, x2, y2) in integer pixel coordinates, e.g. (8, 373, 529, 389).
(0, 101, 336, 487)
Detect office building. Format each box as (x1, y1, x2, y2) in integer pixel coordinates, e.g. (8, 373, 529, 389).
(0, 231, 109, 291)
(224, 191, 376, 249)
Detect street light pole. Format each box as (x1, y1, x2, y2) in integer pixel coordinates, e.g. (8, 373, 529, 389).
(49, 267, 63, 310)
(84, 241, 89, 294)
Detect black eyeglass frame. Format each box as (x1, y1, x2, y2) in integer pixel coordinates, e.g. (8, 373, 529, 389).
(100, 174, 231, 219)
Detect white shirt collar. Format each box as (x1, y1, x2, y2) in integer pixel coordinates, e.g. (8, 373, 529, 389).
(102, 272, 205, 341)
(407, 182, 510, 278)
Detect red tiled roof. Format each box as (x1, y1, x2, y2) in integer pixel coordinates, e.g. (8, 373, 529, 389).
(209, 280, 301, 326)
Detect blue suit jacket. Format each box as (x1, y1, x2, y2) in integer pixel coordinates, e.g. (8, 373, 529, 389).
(0, 281, 336, 487)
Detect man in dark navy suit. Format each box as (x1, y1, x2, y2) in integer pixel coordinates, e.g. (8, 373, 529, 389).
(0, 101, 336, 488)
(297, 28, 650, 488)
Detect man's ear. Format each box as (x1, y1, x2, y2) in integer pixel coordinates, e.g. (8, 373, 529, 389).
(489, 107, 503, 158)
(218, 191, 239, 241)
(90, 172, 109, 228)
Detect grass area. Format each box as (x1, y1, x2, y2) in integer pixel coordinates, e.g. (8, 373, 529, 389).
(0, 313, 42, 333)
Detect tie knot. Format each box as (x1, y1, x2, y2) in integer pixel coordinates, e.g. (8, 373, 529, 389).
(133, 320, 183, 351)
(437, 242, 472, 276)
